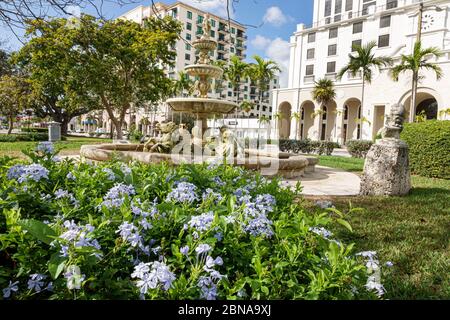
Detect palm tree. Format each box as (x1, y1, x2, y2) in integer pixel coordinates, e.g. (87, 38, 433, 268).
(223, 55, 249, 105)
(338, 41, 393, 139)
(273, 112, 283, 139)
(248, 55, 281, 120)
(391, 41, 443, 122)
(291, 112, 301, 140)
(312, 78, 336, 141)
(258, 114, 270, 141)
(174, 71, 193, 97)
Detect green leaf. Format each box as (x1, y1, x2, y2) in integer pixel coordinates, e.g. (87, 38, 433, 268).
(336, 218, 353, 232)
(261, 286, 269, 295)
(48, 253, 67, 279)
(18, 219, 57, 245)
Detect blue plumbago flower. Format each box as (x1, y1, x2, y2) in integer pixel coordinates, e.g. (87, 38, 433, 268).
(36, 141, 54, 154)
(7, 165, 24, 180)
(120, 163, 132, 175)
(385, 261, 394, 267)
(166, 182, 198, 204)
(205, 256, 223, 269)
(188, 211, 214, 233)
(64, 268, 85, 290)
(244, 214, 274, 238)
(212, 176, 225, 187)
(234, 187, 250, 199)
(202, 188, 223, 203)
(27, 274, 46, 293)
(192, 231, 199, 240)
(197, 276, 218, 300)
(237, 289, 247, 298)
(195, 243, 212, 255)
(102, 183, 135, 209)
(223, 215, 236, 224)
(180, 245, 189, 256)
(102, 168, 116, 181)
(365, 275, 386, 297)
(116, 221, 141, 247)
(2, 281, 19, 299)
(132, 261, 176, 294)
(214, 232, 223, 241)
(309, 227, 333, 239)
(139, 218, 152, 230)
(54, 188, 78, 206)
(356, 251, 377, 259)
(254, 194, 276, 213)
(66, 172, 76, 181)
(315, 200, 335, 209)
(11, 164, 49, 183)
(59, 220, 102, 255)
(366, 260, 380, 270)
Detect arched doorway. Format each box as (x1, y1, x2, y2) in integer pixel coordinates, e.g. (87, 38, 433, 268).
(278, 102, 292, 139)
(301, 101, 315, 140)
(342, 98, 361, 143)
(322, 101, 337, 141)
(400, 89, 439, 122)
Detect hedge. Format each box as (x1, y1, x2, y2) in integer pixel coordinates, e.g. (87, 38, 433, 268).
(20, 127, 48, 133)
(0, 133, 49, 142)
(279, 139, 339, 156)
(346, 140, 373, 158)
(401, 120, 450, 179)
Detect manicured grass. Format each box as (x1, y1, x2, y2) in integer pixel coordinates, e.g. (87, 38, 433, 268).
(0, 136, 111, 158)
(305, 155, 450, 299)
(317, 155, 365, 172)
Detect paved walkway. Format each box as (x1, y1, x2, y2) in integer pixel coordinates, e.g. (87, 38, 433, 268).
(283, 165, 361, 196)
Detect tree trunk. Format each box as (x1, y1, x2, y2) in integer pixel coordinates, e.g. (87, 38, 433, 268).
(410, 72, 418, 123)
(7, 115, 13, 135)
(360, 80, 365, 140)
(60, 119, 69, 136)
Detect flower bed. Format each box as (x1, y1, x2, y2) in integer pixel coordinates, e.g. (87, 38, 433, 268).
(0, 142, 386, 300)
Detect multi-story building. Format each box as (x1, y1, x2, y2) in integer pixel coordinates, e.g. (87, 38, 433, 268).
(272, 0, 450, 143)
(71, 1, 279, 136)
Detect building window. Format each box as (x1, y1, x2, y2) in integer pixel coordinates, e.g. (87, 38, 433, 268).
(328, 44, 337, 56)
(210, 19, 216, 27)
(186, 33, 191, 40)
(335, 0, 342, 14)
(334, 15, 342, 22)
(362, 1, 376, 15)
(307, 32, 316, 43)
(387, 0, 398, 9)
(380, 15, 391, 28)
(186, 22, 192, 31)
(197, 15, 204, 24)
(353, 22, 363, 34)
(185, 44, 191, 50)
(210, 30, 215, 37)
(305, 65, 314, 76)
(378, 34, 390, 47)
(231, 27, 236, 34)
(327, 61, 336, 73)
(324, 0, 332, 17)
(352, 39, 362, 51)
(307, 48, 315, 59)
(230, 47, 234, 53)
(187, 11, 192, 19)
(185, 53, 190, 61)
(345, 0, 353, 11)
(329, 27, 338, 39)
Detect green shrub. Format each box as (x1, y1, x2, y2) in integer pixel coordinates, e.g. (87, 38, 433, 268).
(279, 139, 339, 155)
(0, 143, 387, 300)
(21, 127, 48, 133)
(0, 133, 49, 142)
(401, 120, 450, 179)
(346, 140, 373, 158)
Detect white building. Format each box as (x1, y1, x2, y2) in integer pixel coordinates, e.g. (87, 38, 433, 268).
(273, 0, 450, 143)
(71, 1, 280, 136)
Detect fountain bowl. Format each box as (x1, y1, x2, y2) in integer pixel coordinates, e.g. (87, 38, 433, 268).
(166, 97, 237, 116)
(192, 39, 217, 51)
(185, 65, 223, 79)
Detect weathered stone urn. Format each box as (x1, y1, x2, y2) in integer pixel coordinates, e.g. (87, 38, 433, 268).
(360, 103, 411, 196)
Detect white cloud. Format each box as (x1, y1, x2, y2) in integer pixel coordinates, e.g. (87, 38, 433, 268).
(263, 6, 293, 27)
(250, 35, 290, 87)
(182, 0, 234, 19)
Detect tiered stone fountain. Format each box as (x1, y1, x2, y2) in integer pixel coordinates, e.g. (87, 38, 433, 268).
(80, 15, 317, 178)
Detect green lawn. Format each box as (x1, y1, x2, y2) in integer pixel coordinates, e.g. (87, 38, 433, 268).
(0, 136, 111, 158)
(305, 156, 450, 299)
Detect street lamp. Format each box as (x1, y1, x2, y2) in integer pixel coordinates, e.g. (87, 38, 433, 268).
(409, 1, 444, 122)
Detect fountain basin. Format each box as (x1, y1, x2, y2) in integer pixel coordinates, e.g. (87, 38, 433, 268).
(80, 144, 316, 178)
(166, 97, 237, 116)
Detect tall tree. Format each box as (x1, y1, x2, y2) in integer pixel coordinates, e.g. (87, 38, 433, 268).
(0, 74, 32, 134)
(174, 71, 194, 97)
(391, 41, 443, 122)
(338, 41, 393, 139)
(312, 78, 336, 141)
(248, 55, 281, 119)
(223, 55, 249, 105)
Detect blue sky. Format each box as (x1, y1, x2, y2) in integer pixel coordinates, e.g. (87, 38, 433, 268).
(0, 0, 314, 85)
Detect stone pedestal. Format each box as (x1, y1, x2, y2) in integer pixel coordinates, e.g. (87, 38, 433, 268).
(360, 138, 411, 196)
(48, 122, 61, 142)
